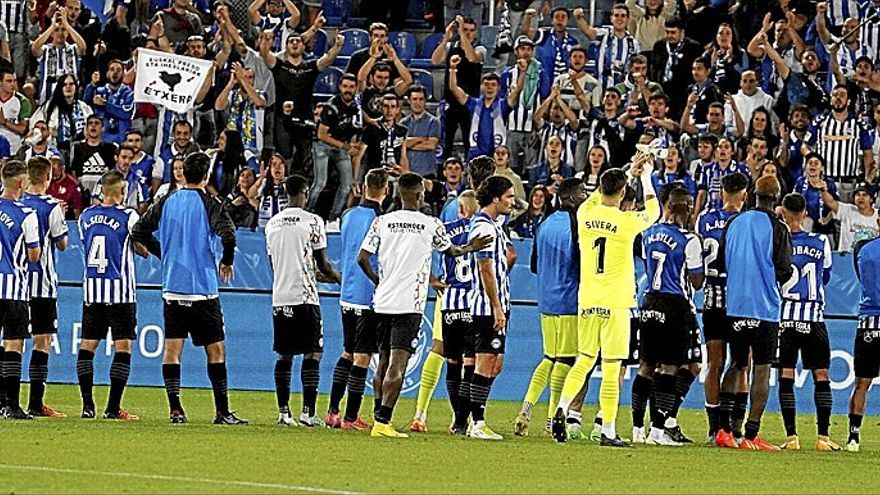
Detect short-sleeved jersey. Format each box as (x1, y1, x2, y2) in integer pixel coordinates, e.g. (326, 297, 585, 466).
(20, 193, 67, 299)
(696, 208, 737, 309)
(577, 191, 660, 309)
(469, 212, 511, 317)
(361, 210, 452, 315)
(642, 222, 702, 299)
(855, 237, 880, 317)
(534, 209, 578, 315)
(0, 198, 39, 301)
(339, 201, 380, 308)
(781, 231, 833, 322)
(265, 207, 327, 307)
(78, 204, 139, 304)
(440, 217, 472, 311)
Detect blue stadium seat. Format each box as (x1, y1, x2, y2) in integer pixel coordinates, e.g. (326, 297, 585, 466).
(410, 68, 435, 101)
(310, 28, 328, 59)
(315, 66, 344, 95)
(339, 28, 369, 56)
(411, 32, 444, 69)
(321, 0, 353, 26)
(389, 31, 417, 64)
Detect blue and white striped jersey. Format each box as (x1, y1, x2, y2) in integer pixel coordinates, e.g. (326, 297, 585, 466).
(20, 193, 67, 299)
(698, 161, 751, 211)
(469, 212, 511, 317)
(0, 198, 38, 301)
(642, 222, 702, 300)
(0, 0, 26, 33)
(696, 208, 737, 310)
(153, 107, 196, 182)
(781, 231, 833, 322)
(78, 204, 139, 304)
(440, 217, 472, 311)
(593, 28, 640, 90)
(36, 44, 80, 104)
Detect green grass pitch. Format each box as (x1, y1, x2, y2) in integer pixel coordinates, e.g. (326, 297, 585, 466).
(3, 384, 880, 494)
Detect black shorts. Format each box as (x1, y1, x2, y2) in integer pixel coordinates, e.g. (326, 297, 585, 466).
(377, 313, 422, 353)
(622, 313, 640, 366)
(82, 303, 137, 341)
(473, 314, 506, 355)
(640, 293, 699, 366)
(854, 317, 880, 379)
(273, 305, 323, 356)
(703, 307, 732, 343)
(775, 321, 830, 370)
(442, 310, 475, 360)
(340, 306, 361, 354)
(350, 308, 379, 354)
(29, 298, 58, 335)
(163, 298, 224, 347)
(729, 318, 778, 366)
(0, 300, 30, 340)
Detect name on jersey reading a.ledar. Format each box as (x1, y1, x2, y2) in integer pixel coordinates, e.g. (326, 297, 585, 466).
(82, 214, 121, 231)
(388, 222, 426, 234)
(584, 220, 617, 233)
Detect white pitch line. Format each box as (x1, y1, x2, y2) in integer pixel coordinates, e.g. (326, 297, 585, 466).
(0, 463, 364, 495)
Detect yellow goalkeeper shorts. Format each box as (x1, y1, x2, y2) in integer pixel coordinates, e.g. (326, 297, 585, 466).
(540, 314, 578, 358)
(577, 307, 631, 360)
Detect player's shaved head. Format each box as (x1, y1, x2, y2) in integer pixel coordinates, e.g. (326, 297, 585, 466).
(365, 168, 389, 198)
(665, 187, 693, 224)
(27, 156, 51, 184)
(100, 170, 125, 199)
(285, 174, 309, 204)
(458, 190, 479, 218)
(467, 155, 496, 190)
(558, 177, 587, 208)
(658, 182, 687, 206)
(398, 172, 425, 206)
(599, 168, 628, 198)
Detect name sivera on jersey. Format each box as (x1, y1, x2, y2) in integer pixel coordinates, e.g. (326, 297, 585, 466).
(583, 220, 617, 233)
(82, 214, 122, 231)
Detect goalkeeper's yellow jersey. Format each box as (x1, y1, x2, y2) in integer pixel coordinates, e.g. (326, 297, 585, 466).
(577, 191, 660, 309)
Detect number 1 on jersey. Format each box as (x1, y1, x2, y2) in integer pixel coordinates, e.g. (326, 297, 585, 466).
(594, 237, 607, 274)
(87, 235, 109, 274)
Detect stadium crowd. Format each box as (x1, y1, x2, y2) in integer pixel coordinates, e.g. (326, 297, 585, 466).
(0, 0, 879, 453)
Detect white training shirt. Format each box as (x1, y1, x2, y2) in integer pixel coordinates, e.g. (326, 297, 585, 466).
(361, 209, 452, 315)
(265, 207, 327, 307)
(834, 202, 879, 253)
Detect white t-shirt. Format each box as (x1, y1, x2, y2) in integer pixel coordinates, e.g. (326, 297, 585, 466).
(265, 207, 327, 306)
(834, 202, 879, 252)
(0, 93, 22, 154)
(361, 209, 452, 315)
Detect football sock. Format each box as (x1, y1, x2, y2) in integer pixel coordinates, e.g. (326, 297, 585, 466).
(778, 377, 797, 436)
(567, 410, 582, 425)
(599, 360, 621, 438)
(718, 391, 734, 432)
(0, 345, 5, 407)
(456, 365, 474, 427)
(630, 373, 652, 429)
(651, 373, 677, 429)
(548, 360, 572, 420)
(274, 358, 293, 410)
(301, 358, 320, 417)
(705, 403, 720, 436)
(343, 365, 368, 422)
(106, 352, 131, 414)
(849, 413, 863, 443)
(522, 357, 552, 413)
(744, 419, 760, 441)
(414, 351, 444, 421)
(445, 361, 462, 419)
(328, 356, 352, 414)
(162, 363, 183, 412)
(27, 350, 49, 411)
(732, 392, 749, 437)
(814, 380, 832, 437)
(207, 362, 230, 416)
(376, 404, 394, 425)
(594, 409, 603, 427)
(76, 349, 95, 409)
(470, 373, 492, 423)
(557, 354, 597, 413)
(670, 368, 696, 420)
(4, 351, 22, 409)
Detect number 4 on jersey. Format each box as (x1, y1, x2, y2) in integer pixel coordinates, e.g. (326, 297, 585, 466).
(87, 235, 108, 274)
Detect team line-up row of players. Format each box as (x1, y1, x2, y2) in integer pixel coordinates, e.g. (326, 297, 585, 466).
(0, 150, 876, 451)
